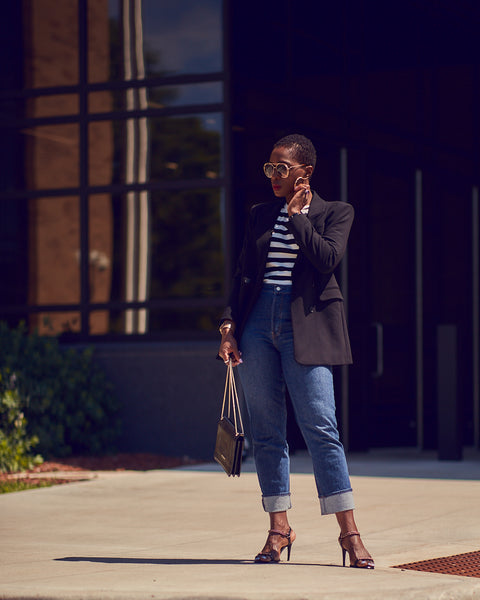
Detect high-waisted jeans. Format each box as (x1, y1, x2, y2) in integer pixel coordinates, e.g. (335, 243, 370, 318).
(238, 284, 354, 515)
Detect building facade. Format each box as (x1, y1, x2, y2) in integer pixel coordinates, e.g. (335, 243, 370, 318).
(1, 0, 479, 458)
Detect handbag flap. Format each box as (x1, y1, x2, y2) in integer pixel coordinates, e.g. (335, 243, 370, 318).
(214, 416, 244, 476)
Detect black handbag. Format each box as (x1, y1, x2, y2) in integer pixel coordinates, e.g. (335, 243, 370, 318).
(214, 359, 245, 476)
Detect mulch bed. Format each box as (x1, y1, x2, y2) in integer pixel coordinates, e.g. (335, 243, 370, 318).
(0, 453, 204, 488)
(33, 453, 202, 472)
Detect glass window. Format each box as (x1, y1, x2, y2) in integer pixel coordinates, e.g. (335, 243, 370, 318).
(88, 90, 115, 114)
(30, 311, 82, 337)
(149, 188, 224, 300)
(27, 196, 81, 332)
(1, 0, 228, 340)
(89, 306, 221, 335)
(89, 121, 115, 188)
(149, 82, 223, 108)
(89, 113, 222, 185)
(88, 81, 223, 114)
(107, 187, 225, 301)
(88, 0, 113, 83)
(89, 189, 224, 334)
(88, 194, 114, 307)
(142, 0, 223, 77)
(23, 0, 79, 88)
(88, 0, 123, 83)
(149, 113, 223, 181)
(142, 306, 222, 333)
(23, 124, 80, 190)
(89, 0, 223, 82)
(25, 95, 79, 118)
(89, 310, 112, 335)
(96, 187, 224, 334)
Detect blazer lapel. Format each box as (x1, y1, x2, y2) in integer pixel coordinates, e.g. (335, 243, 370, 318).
(256, 200, 284, 264)
(307, 191, 327, 221)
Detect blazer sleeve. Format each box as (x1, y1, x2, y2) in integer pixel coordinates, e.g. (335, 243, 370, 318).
(288, 201, 354, 274)
(220, 203, 259, 324)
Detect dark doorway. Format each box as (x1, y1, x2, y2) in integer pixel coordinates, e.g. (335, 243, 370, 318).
(348, 149, 417, 450)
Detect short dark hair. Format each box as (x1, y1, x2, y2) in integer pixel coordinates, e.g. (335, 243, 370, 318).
(273, 134, 316, 171)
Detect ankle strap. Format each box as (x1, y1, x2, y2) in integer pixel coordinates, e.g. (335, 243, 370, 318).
(339, 530, 360, 540)
(268, 527, 291, 539)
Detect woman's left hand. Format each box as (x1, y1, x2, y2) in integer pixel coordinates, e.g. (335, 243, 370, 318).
(287, 178, 311, 217)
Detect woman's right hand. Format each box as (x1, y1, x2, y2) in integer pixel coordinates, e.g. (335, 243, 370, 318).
(218, 332, 242, 366)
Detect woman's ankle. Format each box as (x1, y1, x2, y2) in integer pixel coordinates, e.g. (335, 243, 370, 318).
(269, 511, 290, 533)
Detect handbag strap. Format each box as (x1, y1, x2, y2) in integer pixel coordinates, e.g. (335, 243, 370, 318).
(228, 360, 244, 434)
(220, 361, 230, 418)
(220, 359, 244, 435)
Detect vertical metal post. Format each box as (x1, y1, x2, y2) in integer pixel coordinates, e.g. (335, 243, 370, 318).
(222, 0, 233, 295)
(340, 147, 349, 450)
(437, 324, 461, 460)
(415, 169, 424, 449)
(78, 0, 89, 339)
(473, 186, 479, 447)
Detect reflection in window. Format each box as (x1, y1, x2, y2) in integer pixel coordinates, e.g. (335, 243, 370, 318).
(105, 188, 224, 334)
(89, 82, 223, 113)
(89, 311, 110, 335)
(28, 197, 81, 335)
(148, 82, 223, 108)
(149, 188, 224, 300)
(1, 0, 227, 340)
(88, 196, 114, 336)
(142, 0, 223, 76)
(23, 124, 79, 189)
(89, 113, 222, 185)
(25, 95, 79, 118)
(149, 114, 222, 181)
(90, 306, 222, 335)
(90, 0, 223, 82)
(24, 0, 79, 88)
(30, 312, 82, 337)
(148, 307, 222, 334)
(148, 307, 223, 334)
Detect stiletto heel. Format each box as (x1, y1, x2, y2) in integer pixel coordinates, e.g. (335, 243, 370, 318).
(254, 527, 294, 563)
(286, 540, 291, 561)
(338, 531, 374, 569)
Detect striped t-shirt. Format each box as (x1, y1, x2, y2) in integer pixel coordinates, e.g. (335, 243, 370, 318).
(263, 202, 309, 286)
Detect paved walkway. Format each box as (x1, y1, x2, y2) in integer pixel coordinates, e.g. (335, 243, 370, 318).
(1, 449, 480, 599)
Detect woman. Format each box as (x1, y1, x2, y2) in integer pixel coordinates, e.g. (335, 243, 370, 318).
(218, 134, 374, 569)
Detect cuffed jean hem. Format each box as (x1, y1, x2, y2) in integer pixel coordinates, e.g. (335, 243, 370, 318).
(319, 490, 355, 515)
(262, 493, 292, 512)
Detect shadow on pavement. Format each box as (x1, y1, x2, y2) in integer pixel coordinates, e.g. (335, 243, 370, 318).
(55, 556, 339, 568)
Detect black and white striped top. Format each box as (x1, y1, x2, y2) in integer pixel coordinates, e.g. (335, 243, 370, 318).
(263, 202, 309, 286)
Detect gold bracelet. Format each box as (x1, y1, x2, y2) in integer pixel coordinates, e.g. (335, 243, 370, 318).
(219, 322, 233, 335)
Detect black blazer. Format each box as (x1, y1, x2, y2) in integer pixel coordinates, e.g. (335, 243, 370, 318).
(221, 191, 354, 366)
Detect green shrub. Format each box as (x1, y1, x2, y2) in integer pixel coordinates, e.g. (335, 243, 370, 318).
(0, 373, 43, 473)
(0, 322, 122, 458)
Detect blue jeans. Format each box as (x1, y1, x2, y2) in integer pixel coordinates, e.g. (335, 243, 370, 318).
(238, 284, 354, 515)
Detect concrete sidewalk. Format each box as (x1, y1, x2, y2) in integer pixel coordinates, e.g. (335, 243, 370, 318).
(1, 451, 480, 600)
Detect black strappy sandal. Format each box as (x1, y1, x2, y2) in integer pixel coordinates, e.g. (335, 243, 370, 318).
(254, 528, 294, 563)
(338, 531, 375, 569)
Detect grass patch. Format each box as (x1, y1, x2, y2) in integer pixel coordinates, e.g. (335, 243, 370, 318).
(0, 479, 55, 493)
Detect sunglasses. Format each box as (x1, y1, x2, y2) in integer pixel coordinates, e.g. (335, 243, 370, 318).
(263, 162, 306, 179)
